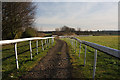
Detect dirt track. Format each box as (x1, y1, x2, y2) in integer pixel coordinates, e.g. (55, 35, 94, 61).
(21, 39, 72, 79)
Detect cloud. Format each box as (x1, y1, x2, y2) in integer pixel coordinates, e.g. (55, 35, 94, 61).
(32, 0, 119, 2)
(34, 2, 118, 31)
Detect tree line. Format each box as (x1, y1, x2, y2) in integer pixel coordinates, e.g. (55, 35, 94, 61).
(53, 26, 119, 36)
(55, 26, 76, 32)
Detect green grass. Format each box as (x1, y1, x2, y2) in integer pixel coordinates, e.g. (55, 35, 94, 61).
(61, 36, 120, 79)
(2, 39, 56, 80)
(45, 33, 52, 36)
(57, 52, 62, 55)
(77, 36, 119, 50)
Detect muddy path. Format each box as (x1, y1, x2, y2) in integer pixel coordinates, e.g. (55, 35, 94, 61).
(20, 39, 72, 79)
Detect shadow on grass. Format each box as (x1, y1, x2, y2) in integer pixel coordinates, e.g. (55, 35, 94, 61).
(2, 45, 47, 61)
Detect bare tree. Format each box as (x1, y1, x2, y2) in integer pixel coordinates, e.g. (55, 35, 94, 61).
(2, 2, 36, 40)
(77, 28, 81, 31)
(55, 28, 59, 31)
(60, 26, 75, 32)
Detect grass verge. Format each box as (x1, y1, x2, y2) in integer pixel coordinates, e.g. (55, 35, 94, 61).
(2, 39, 56, 80)
(61, 38, 120, 79)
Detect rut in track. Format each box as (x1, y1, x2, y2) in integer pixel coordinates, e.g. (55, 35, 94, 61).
(21, 39, 72, 79)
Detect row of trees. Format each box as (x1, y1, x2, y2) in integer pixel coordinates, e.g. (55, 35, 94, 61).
(55, 26, 75, 32)
(2, 2, 37, 40)
(55, 26, 81, 32)
(54, 26, 119, 36)
(54, 26, 77, 36)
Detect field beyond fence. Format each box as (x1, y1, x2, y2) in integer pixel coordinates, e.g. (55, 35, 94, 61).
(61, 36, 120, 79)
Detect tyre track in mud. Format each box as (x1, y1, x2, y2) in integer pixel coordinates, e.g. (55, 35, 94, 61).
(20, 39, 72, 79)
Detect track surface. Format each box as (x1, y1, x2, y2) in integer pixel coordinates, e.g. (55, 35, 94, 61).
(21, 39, 72, 79)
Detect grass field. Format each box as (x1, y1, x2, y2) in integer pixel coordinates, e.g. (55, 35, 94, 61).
(2, 39, 56, 80)
(61, 36, 120, 79)
(77, 36, 119, 50)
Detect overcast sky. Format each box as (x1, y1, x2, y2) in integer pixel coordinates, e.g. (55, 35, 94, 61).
(33, 2, 118, 31)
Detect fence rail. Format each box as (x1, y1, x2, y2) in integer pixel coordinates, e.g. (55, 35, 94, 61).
(60, 36, 120, 59)
(0, 37, 54, 45)
(82, 41, 120, 58)
(60, 36, 120, 79)
(0, 37, 55, 69)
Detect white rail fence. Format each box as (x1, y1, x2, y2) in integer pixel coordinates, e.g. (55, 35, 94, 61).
(60, 36, 120, 79)
(0, 37, 55, 69)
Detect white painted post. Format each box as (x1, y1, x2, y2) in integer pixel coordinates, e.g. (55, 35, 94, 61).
(47, 39, 48, 47)
(53, 38, 54, 42)
(71, 39, 73, 46)
(52, 38, 53, 45)
(79, 43, 81, 57)
(51, 38, 53, 45)
(74, 40, 75, 49)
(75, 40, 77, 53)
(84, 45, 87, 66)
(93, 49, 97, 79)
(52, 38, 54, 45)
(76, 40, 77, 47)
(14, 43, 19, 69)
(46, 39, 47, 48)
(49, 39, 50, 46)
(70, 39, 72, 45)
(75, 40, 76, 51)
(72, 39, 73, 46)
(45, 39, 47, 48)
(47, 39, 49, 48)
(73, 39, 75, 49)
(36, 40, 38, 54)
(41, 40, 44, 51)
(49, 39, 51, 45)
(29, 40, 32, 60)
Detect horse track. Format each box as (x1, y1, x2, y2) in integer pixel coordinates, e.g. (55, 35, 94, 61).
(20, 39, 72, 79)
